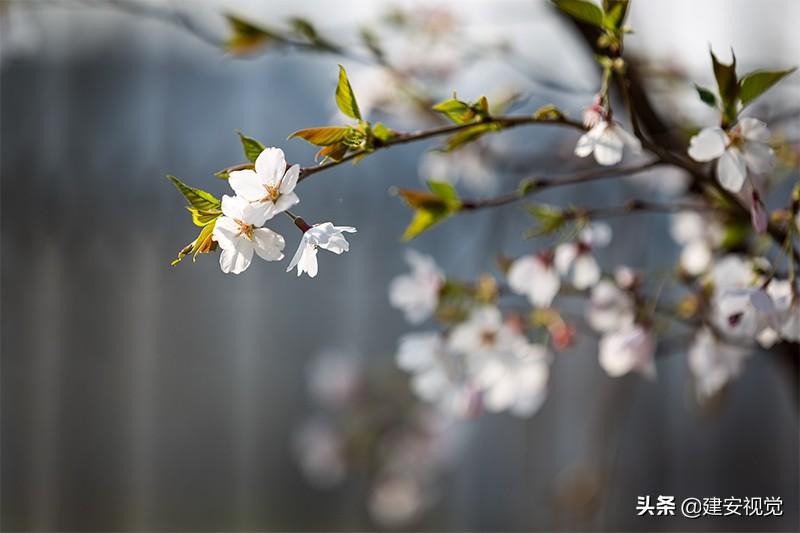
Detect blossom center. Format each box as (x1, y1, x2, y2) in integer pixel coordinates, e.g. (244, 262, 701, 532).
(261, 184, 281, 202)
(235, 219, 254, 240)
(479, 329, 497, 347)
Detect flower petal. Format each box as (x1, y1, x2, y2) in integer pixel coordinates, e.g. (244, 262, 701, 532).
(252, 227, 285, 261)
(554, 243, 577, 275)
(228, 169, 266, 202)
(273, 191, 300, 216)
(219, 243, 253, 274)
(572, 254, 600, 289)
(716, 147, 747, 192)
(592, 127, 624, 166)
(255, 147, 287, 186)
(742, 141, 774, 174)
(688, 127, 727, 162)
(220, 194, 247, 220)
(736, 118, 770, 143)
(574, 130, 596, 158)
(280, 164, 301, 194)
(212, 216, 240, 250)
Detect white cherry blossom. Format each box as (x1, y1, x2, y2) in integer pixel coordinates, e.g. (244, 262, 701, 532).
(763, 279, 800, 343)
(228, 147, 300, 220)
(585, 279, 635, 333)
(448, 307, 550, 417)
(598, 323, 656, 378)
(211, 195, 285, 274)
(687, 118, 774, 192)
(670, 211, 723, 276)
(389, 250, 444, 324)
(688, 327, 749, 401)
(287, 222, 356, 278)
(396, 332, 477, 417)
(554, 222, 611, 290)
(507, 252, 560, 308)
(574, 120, 642, 166)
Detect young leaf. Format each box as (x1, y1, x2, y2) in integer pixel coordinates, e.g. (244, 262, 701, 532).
(225, 14, 283, 55)
(443, 123, 501, 151)
(236, 131, 265, 163)
(335, 65, 361, 120)
(432, 96, 475, 124)
(396, 181, 461, 240)
(739, 67, 797, 108)
(186, 207, 222, 227)
(289, 126, 351, 146)
(552, 0, 604, 28)
(401, 208, 450, 241)
(166, 175, 221, 212)
(602, 0, 629, 30)
(427, 180, 459, 203)
(710, 49, 739, 124)
(172, 221, 218, 266)
(371, 122, 395, 142)
(694, 84, 718, 108)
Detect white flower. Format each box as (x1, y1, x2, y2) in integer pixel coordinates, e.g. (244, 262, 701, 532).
(764, 279, 800, 343)
(211, 195, 285, 274)
(688, 327, 749, 401)
(669, 211, 723, 276)
(554, 222, 612, 289)
(228, 147, 300, 220)
(687, 118, 774, 192)
(448, 307, 550, 417)
(470, 340, 550, 417)
(287, 222, 356, 278)
(574, 120, 642, 166)
(712, 286, 776, 341)
(585, 279, 635, 333)
(389, 250, 444, 324)
(507, 253, 560, 308)
(396, 332, 477, 417)
(598, 323, 656, 378)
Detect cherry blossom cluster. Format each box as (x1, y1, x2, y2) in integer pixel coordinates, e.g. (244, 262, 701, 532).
(188, 146, 356, 276)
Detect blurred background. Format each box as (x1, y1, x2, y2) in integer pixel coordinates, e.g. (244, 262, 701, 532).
(1, 0, 798, 531)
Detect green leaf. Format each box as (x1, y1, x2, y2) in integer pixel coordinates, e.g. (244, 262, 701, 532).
(694, 84, 718, 108)
(602, 0, 629, 30)
(166, 175, 221, 212)
(289, 126, 351, 146)
(443, 123, 501, 151)
(186, 207, 222, 227)
(335, 65, 361, 120)
(533, 104, 564, 121)
(553, 0, 604, 28)
(525, 203, 566, 236)
(225, 14, 282, 55)
(371, 122, 395, 142)
(432, 96, 476, 124)
(739, 67, 796, 108)
(710, 49, 739, 124)
(236, 131, 265, 163)
(396, 181, 461, 240)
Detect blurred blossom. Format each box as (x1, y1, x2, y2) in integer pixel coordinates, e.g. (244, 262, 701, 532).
(555, 222, 612, 290)
(306, 348, 363, 409)
(396, 332, 477, 417)
(574, 121, 642, 166)
(389, 250, 444, 324)
(507, 251, 560, 308)
(419, 145, 499, 194)
(669, 211, 723, 275)
(369, 474, 427, 527)
(585, 279, 635, 333)
(688, 327, 749, 400)
(598, 323, 656, 378)
(292, 417, 347, 488)
(759, 279, 800, 345)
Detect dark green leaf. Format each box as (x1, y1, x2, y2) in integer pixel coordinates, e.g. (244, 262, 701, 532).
(186, 207, 222, 227)
(236, 131, 265, 163)
(553, 0, 604, 28)
(694, 84, 718, 108)
(602, 0, 629, 30)
(443, 123, 501, 151)
(710, 49, 739, 124)
(335, 65, 361, 120)
(166, 175, 221, 212)
(739, 67, 796, 108)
